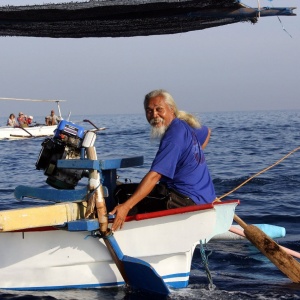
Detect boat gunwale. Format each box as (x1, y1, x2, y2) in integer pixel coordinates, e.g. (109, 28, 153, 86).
(6, 199, 239, 233)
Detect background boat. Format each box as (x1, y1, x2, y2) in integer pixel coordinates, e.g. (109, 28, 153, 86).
(0, 98, 66, 140)
(0, 125, 57, 140)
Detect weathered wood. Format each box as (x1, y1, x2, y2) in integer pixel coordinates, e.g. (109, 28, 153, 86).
(85, 146, 130, 285)
(85, 147, 108, 234)
(229, 224, 300, 259)
(0, 202, 87, 232)
(234, 215, 300, 283)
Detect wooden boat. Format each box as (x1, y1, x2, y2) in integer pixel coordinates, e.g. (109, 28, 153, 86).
(0, 119, 240, 295)
(0, 124, 57, 140)
(0, 98, 66, 140)
(0, 119, 293, 294)
(0, 200, 239, 291)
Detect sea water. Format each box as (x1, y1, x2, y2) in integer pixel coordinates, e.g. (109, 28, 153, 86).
(0, 110, 300, 299)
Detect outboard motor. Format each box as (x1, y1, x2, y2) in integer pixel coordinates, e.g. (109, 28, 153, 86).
(36, 120, 86, 189)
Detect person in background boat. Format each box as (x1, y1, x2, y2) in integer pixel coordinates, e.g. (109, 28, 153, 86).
(45, 110, 60, 126)
(17, 112, 28, 128)
(111, 89, 216, 231)
(6, 113, 18, 127)
(27, 116, 34, 126)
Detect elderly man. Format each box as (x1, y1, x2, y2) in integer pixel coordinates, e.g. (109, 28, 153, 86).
(111, 89, 216, 231)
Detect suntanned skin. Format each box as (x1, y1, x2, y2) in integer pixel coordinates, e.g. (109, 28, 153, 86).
(110, 95, 175, 231)
(201, 128, 211, 150)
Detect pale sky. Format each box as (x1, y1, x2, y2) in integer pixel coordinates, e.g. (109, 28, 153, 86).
(0, 0, 299, 117)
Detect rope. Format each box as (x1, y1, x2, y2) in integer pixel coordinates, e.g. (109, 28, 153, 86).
(86, 181, 102, 201)
(199, 241, 216, 291)
(257, 0, 261, 19)
(276, 16, 293, 38)
(219, 146, 300, 200)
(267, 0, 293, 38)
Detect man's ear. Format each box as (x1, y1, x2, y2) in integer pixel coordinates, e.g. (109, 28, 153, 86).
(170, 107, 175, 116)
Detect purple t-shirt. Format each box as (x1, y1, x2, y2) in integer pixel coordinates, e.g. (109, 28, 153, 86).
(150, 118, 216, 204)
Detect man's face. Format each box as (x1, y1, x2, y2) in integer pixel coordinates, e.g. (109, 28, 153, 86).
(145, 95, 174, 128)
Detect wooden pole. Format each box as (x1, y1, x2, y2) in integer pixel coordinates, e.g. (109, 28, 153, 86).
(229, 225, 300, 260)
(234, 214, 300, 283)
(85, 147, 108, 234)
(85, 146, 128, 281)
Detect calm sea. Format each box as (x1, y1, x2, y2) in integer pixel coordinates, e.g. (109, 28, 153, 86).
(0, 110, 300, 299)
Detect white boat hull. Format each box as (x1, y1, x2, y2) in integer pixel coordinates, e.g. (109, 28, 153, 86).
(0, 125, 56, 140)
(0, 201, 238, 290)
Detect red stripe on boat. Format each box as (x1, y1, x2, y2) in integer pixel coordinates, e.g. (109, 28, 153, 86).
(129, 199, 240, 221)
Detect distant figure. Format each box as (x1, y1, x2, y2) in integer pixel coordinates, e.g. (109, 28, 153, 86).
(46, 110, 60, 126)
(27, 116, 34, 126)
(7, 113, 18, 127)
(17, 112, 28, 128)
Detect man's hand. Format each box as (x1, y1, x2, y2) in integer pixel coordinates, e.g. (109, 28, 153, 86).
(110, 202, 131, 231)
(110, 171, 162, 231)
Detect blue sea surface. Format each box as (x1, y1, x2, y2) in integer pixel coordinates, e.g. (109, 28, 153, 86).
(0, 110, 300, 299)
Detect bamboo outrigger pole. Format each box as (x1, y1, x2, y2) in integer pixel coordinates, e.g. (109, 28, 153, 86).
(233, 214, 300, 283)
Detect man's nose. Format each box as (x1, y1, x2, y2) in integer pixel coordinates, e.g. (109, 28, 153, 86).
(152, 109, 158, 117)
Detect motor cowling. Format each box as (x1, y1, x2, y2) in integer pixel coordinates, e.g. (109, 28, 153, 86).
(36, 120, 86, 189)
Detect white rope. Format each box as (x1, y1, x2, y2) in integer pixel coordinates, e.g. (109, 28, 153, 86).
(276, 16, 293, 38)
(267, 0, 293, 38)
(0, 97, 66, 102)
(219, 146, 300, 200)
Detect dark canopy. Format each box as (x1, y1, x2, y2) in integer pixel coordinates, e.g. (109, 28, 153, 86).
(0, 0, 296, 38)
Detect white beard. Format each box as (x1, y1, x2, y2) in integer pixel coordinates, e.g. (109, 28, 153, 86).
(150, 125, 167, 140)
(150, 118, 167, 140)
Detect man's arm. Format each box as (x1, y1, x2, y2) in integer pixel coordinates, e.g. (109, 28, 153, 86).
(201, 128, 211, 150)
(110, 170, 162, 231)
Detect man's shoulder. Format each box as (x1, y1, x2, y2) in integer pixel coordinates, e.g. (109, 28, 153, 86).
(163, 119, 190, 143)
(166, 119, 184, 134)
(169, 118, 186, 129)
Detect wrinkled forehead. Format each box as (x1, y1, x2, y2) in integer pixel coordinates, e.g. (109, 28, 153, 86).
(145, 95, 168, 109)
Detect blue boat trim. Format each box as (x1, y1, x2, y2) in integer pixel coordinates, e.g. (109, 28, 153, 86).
(67, 219, 100, 231)
(105, 234, 170, 295)
(2, 281, 125, 291)
(162, 272, 190, 288)
(56, 156, 144, 171)
(162, 272, 190, 279)
(1, 273, 190, 291)
(14, 185, 108, 202)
